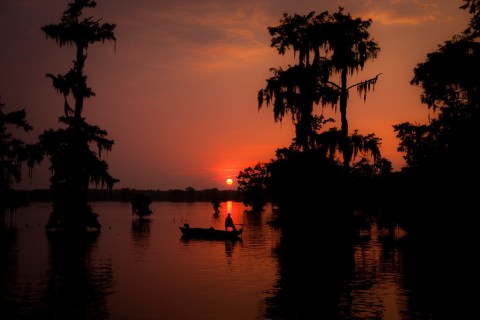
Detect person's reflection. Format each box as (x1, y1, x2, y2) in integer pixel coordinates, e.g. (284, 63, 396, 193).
(43, 232, 112, 319)
(225, 238, 244, 265)
(225, 240, 234, 259)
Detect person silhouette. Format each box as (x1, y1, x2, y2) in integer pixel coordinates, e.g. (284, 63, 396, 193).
(224, 213, 236, 231)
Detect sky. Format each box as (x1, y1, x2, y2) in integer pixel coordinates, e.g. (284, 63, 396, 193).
(0, 0, 471, 191)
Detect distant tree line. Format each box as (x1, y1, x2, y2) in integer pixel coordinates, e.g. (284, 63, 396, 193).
(12, 187, 242, 204)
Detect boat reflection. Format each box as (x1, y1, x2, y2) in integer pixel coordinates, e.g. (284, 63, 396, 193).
(180, 236, 242, 261)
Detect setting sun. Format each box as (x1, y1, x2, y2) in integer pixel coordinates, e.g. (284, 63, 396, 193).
(226, 178, 233, 185)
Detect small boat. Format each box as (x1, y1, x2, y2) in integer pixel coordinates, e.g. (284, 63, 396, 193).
(179, 224, 243, 240)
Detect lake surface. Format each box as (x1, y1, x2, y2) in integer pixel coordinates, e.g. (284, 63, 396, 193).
(0, 201, 469, 319)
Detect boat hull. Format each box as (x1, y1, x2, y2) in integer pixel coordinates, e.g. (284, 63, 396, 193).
(179, 226, 243, 240)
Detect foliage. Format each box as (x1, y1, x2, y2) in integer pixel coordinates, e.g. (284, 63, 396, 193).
(311, 127, 382, 165)
(258, 7, 381, 168)
(131, 193, 153, 218)
(236, 162, 269, 212)
(40, 0, 118, 232)
(393, 2, 480, 239)
(350, 156, 392, 179)
(210, 188, 221, 214)
(267, 148, 352, 233)
(395, 27, 480, 178)
(411, 38, 480, 112)
(461, 0, 480, 37)
(0, 99, 39, 214)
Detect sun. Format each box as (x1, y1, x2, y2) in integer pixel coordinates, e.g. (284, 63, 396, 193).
(226, 178, 233, 185)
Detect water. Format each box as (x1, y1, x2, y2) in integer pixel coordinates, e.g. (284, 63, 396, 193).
(0, 201, 470, 319)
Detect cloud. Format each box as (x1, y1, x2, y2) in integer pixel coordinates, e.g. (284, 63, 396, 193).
(358, 0, 456, 25)
(108, 1, 275, 72)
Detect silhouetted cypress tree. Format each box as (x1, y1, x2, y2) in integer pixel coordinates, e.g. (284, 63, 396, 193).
(40, 0, 118, 232)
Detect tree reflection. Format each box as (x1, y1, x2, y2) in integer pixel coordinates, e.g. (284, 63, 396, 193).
(264, 208, 355, 319)
(41, 232, 113, 319)
(400, 235, 478, 319)
(131, 218, 151, 251)
(345, 223, 408, 319)
(264, 219, 422, 319)
(0, 218, 18, 318)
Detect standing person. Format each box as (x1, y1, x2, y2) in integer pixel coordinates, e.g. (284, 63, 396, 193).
(225, 213, 236, 231)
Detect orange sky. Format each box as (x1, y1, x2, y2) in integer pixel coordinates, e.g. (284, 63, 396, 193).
(0, 0, 470, 190)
